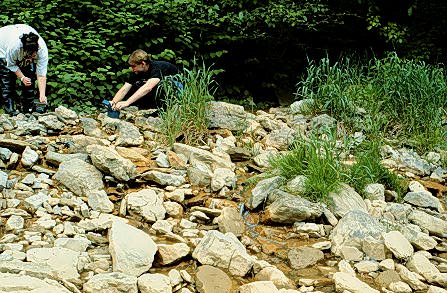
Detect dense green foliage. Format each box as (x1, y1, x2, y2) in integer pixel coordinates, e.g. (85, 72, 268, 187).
(3, 0, 447, 111)
(1, 0, 337, 112)
(345, 142, 406, 201)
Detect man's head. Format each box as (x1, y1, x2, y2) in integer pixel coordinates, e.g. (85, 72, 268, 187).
(20, 32, 39, 57)
(127, 49, 150, 73)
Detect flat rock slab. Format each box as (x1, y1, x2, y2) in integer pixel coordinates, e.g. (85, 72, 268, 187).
(195, 265, 232, 293)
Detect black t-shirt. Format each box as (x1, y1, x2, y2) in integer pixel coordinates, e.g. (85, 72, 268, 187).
(128, 60, 179, 87)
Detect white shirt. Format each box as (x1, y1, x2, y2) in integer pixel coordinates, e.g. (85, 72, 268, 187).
(0, 24, 48, 76)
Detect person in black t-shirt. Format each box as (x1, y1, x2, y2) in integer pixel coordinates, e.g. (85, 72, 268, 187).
(110, 49, 179, 111)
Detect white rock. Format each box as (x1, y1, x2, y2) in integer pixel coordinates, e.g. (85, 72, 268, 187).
(383, 231, 414, 260)
(109, 220, 157, 277)
(333, 272, 379, 293)
(138, 273, 172, 293)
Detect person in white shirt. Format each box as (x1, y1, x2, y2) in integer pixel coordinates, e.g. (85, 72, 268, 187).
(0, 24, 48, 115)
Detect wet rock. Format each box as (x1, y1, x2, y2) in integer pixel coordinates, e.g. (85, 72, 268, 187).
(288, 246, 324, 270)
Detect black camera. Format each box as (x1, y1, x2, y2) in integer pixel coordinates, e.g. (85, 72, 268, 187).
(33, 101, 47, 113)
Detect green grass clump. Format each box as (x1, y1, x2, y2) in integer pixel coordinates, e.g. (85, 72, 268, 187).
(296, 52, 447, 152)
(268, 131, 407, 204)
(269, 129, 344, 203)
(343, 141, 406, 201)
(158, 63, 217, 146)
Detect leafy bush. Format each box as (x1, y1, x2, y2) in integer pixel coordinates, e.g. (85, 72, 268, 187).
(1, 0, 342, 112)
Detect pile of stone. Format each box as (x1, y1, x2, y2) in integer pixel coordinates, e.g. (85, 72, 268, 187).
(0, 101, 445, 293)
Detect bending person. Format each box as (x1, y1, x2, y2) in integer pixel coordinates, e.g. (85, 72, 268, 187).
(110, 49, 179, 111)
(0, 24, 48, 115)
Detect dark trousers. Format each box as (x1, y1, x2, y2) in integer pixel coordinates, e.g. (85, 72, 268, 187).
(0, 59, 36, 113)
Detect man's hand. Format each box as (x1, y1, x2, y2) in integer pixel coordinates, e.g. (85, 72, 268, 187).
(21, 76, 32, 86)
(39, 96, 47, 103)
(113, 101, 130, 110)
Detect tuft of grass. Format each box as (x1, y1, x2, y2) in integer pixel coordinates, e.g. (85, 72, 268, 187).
(296, 53, 447, 152)
(268, 130, 407, 204)
(269, 128, 344, 203)
(343, 141, 406, 201)
(296, 56, 365, 122)
(158, 62, 217, 146)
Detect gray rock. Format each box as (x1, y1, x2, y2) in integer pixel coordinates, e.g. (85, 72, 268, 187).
(246, 176, 285, 210)
(329, 183, 368, 218)
(288, 246, 324, 270)
(206, 101, 255, 131)
(404, 190, 442, 211)
(263, 190, 322, 224)
(53, 158, 104, 196)
(45, 151, 89, 167)
(87, 144, 137, 181)
(408, 210, 447, 237)
(331, 210, 386, 256)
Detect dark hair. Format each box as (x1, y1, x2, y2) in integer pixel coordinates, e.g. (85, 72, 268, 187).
(20, 32, 39, 53)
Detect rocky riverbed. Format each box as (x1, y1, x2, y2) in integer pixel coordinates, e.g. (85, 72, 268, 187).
(0, 101, 446, 293)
